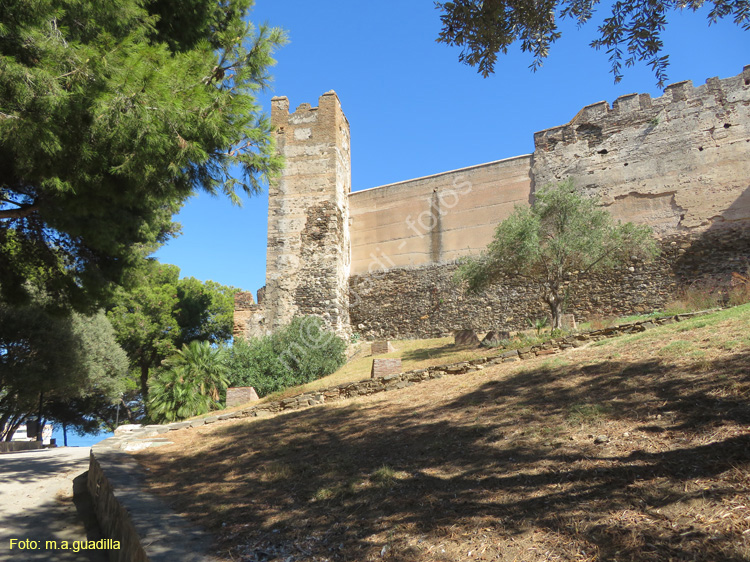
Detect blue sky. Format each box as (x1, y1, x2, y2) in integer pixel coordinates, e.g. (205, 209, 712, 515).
(154, 1, 749, 299)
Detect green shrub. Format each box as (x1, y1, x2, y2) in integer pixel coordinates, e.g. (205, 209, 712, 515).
(223, 316, 346, 397)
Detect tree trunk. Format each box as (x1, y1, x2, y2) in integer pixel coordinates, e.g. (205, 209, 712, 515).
(545, 293, 564, 330)
(37, 392, 44, 442)
(140, 363, 149, 409)
(0, 412, 10, 441)
(121, 397, 137, 424)
(5, 415, 24, 442)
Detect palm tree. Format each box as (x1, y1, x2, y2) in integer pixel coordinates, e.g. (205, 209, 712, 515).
(148, 341, 229, 422)
(148, 366, 212, 422)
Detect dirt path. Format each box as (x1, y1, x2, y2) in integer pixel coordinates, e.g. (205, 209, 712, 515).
(0, 447, 107, 562)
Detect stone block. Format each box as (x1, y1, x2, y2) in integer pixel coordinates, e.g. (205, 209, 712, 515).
(560, 314, 577, 331)
(454, 329, 480, 347)
(371, 358, 402, 378)
(226, 387, 260, 408)
(114, 424, 143, 436)
(481, 331, 511, 347)
(142, 425, 170, 434)
(371, 341, 395, 355)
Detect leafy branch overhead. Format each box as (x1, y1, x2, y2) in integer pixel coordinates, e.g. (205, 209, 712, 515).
(436, 0, 750, 85)
(0, 0, 286, 308)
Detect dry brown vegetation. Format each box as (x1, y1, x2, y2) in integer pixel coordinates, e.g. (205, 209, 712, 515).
(135, 305, 750, 561)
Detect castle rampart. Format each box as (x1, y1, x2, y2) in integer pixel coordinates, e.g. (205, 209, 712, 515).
(235, 67, 750, 342)
(349, 155, 532, 274)
(532, 66, 750, 234)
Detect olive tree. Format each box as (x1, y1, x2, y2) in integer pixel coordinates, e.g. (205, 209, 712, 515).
(456, 180, 658, 329)
(436, 0, 749, 85)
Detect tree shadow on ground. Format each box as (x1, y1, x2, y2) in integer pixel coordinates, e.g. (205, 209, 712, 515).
(0, 473, 108, 561)
(138, 349, 750, 562)
(399, 341, 493, 363)
(0, 449, 90, 486)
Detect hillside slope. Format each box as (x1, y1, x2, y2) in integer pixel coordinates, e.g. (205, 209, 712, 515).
(135, 305, 750, 561)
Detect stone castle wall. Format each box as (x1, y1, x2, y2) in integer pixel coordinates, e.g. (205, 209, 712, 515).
(533, 66, 750, 234)
(235, 66, 750, 341)
(349, 230, 750, 339)
(233, 290, 262, 339)
(348, 155, 532, 274)
(347, 66, 750, 338)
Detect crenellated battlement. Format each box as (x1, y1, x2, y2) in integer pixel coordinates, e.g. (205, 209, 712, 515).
(271, 91, 349, 129)
(535, 66, 750, 151)
(532, 65, 750, 234)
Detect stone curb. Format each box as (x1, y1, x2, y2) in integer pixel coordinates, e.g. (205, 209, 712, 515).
(87, 443, 222, 561)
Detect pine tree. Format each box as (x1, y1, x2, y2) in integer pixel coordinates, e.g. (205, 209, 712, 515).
(0, 0, 285, 309)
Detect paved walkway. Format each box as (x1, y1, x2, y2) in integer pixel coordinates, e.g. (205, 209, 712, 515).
(0, 447, 107, 562)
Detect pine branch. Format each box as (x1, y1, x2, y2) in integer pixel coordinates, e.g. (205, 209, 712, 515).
(0, 203, 39, 220)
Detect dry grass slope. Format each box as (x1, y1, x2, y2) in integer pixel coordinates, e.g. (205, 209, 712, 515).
(135, 305, 750, 562)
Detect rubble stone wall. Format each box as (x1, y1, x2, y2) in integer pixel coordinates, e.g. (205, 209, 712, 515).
(349, 229, 750, 340)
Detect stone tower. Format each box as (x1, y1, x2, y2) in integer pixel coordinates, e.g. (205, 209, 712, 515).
(262, 91, 352, 337)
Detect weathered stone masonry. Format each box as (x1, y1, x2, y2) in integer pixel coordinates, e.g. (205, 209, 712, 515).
(349, 230, 750, 339)
(235, 67, 750, 341)
(253, 91, 351, 338)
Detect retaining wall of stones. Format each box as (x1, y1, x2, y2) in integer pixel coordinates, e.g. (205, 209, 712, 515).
(184, 311, 713, 419)
(0, 440, 44, 453)
(87, 439, 220, 561)
(349, 229, 750, 340)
